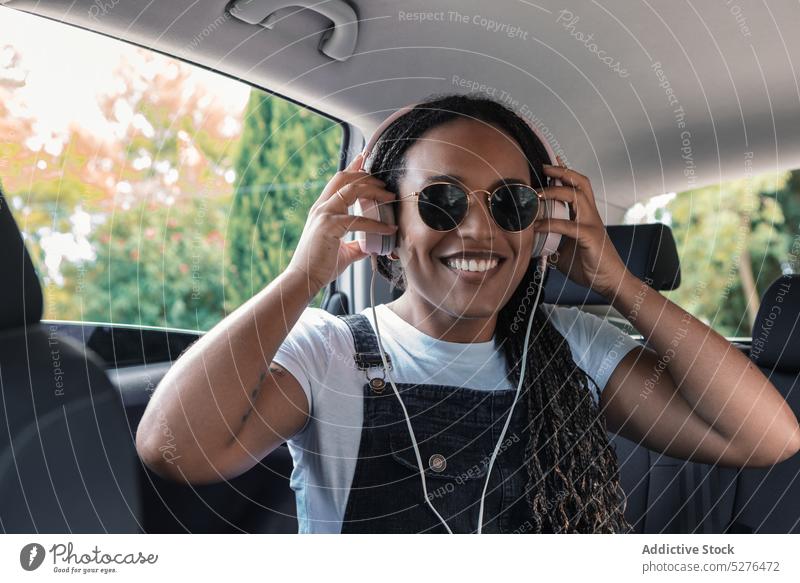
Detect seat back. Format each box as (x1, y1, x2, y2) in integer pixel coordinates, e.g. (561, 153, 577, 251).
(728, 275, 800, 533)
(610, 432, 738, 533)
(556, 224, 736, 533)
(544, 223, 681, 304)
(0, 190, 140, 532)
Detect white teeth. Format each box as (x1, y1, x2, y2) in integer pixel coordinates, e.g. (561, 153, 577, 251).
(444, 257, 500, 272)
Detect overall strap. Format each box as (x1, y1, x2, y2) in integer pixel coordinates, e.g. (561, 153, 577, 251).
(337, 313, 393, 371)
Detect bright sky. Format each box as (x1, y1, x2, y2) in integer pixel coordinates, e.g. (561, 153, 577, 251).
(0, 7, 250, 148)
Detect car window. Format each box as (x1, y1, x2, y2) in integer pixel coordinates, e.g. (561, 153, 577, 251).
(0, 11, 343, 332)
(624, 165, 800, 338)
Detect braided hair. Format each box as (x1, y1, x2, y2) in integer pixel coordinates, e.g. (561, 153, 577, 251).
(367, 93, 631, 533)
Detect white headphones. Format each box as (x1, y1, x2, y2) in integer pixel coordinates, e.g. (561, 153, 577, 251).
(352, 101, 569, 257)
(354, 100, 565, 533)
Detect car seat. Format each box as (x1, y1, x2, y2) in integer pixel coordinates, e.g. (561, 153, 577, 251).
(0, 189, 141, 532)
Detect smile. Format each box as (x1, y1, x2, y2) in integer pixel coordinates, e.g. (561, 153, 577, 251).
(440, 257, 505, 280)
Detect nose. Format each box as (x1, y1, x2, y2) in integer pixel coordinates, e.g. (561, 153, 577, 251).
(456, 190, 496, 238)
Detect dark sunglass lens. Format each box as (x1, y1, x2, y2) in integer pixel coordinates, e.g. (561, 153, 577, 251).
(490, 185, 540, 231)
(418, 183, 468, 231)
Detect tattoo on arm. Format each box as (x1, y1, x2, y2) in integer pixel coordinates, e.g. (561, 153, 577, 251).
(240, 370, 266, 425)
(238, 363, 287, 428)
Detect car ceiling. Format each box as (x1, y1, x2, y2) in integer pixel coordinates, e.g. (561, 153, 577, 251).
(3, 0, 800, 222)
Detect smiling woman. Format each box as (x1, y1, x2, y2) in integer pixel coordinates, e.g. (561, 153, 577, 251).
(137, 93, 800, 535)
(357, 94, 638, 532)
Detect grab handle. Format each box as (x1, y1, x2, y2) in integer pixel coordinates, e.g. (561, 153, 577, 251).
(228, 0, 358, 61)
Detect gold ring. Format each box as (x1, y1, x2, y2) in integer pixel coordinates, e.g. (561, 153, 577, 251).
(336, 189, 346, 204)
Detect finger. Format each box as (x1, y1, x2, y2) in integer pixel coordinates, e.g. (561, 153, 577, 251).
(323, 174, 386, 207)
(535, 218, 606, 249)
(340, 169, 385, 185)
(346, 152, 365, 170)
(318, 158, 384, 205)
(341, 153, 384, 183)
(543, 164, 594, 200)
(539, 185, 588, 220)
(326, 181, 395, 210)
(339, 239, 369, 264)
(533, 217, 581, 240)
(330, 213, 398, 235)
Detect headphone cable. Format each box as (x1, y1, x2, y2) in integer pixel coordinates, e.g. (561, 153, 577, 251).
(367, 254, 547, 534)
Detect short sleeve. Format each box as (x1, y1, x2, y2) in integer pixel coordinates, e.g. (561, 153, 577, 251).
(541, 304, 641, 404)
(271, 307, 336, 436)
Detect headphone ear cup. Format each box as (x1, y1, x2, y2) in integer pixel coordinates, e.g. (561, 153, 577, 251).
(383, 201, 398, 255)
(531, 176, 567, 258)
(354, 197, 397, 255)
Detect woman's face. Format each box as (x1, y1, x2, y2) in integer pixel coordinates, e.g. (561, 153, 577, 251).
(394, 117, 538, 321)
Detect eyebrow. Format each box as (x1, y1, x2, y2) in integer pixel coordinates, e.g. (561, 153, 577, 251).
(423, 173, 531, 190)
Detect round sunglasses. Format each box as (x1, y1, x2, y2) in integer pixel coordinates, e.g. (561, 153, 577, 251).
(396, 181, 545, 233)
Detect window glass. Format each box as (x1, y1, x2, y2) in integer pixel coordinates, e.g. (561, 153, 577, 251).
(0, 10, 343, 331)
(624, 166, 800, 337)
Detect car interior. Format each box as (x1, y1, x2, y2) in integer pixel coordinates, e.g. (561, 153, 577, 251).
(1, 0, 799, 534)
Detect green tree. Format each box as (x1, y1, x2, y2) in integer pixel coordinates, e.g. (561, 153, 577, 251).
(226, 92, 342, 310)
(61, 198, 227, 331)
(774, 169, 800, 252)
(664, 171, 791, 336)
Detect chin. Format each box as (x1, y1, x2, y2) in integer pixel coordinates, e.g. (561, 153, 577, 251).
(441, 299, 500, 320)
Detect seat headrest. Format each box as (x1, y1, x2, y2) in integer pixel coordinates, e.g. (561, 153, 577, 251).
(751, 275, 800, 373)
(0, 188, 43, 330)
(543, 223, 681, 305)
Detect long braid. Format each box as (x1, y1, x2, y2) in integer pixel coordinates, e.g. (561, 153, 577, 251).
(368, 93, 631, 533)
(496, 260, 630, 533)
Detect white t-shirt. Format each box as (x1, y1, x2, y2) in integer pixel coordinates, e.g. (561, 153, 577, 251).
(272, 303, 640, 533)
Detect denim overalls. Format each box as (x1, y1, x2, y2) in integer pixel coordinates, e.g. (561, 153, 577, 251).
(337, 313, 544, 534)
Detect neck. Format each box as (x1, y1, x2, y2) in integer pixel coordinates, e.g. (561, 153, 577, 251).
(385, 292, 497, 343)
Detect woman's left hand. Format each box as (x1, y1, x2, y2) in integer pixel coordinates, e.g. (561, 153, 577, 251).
(534, 156, 631, 298)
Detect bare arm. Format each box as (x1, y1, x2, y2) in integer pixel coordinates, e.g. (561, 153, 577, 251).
(135, 152, 397, 484)
(602, 274, 800, 467)
(538, 159, 800, 469)
(135, 267, 318, 484)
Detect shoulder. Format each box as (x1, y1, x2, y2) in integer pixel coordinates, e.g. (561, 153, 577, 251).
(540, 303, 638, 347)
(540, 303, 602, 338)
(274, 308, 358, 388)
(281, 307, 354, 351)
(538, 303, 642, 393)
(274, 308, 359, 441)
(291, 306, 356, 329)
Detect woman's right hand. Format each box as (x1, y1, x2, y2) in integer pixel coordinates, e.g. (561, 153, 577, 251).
(286, 152, 399, 293)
